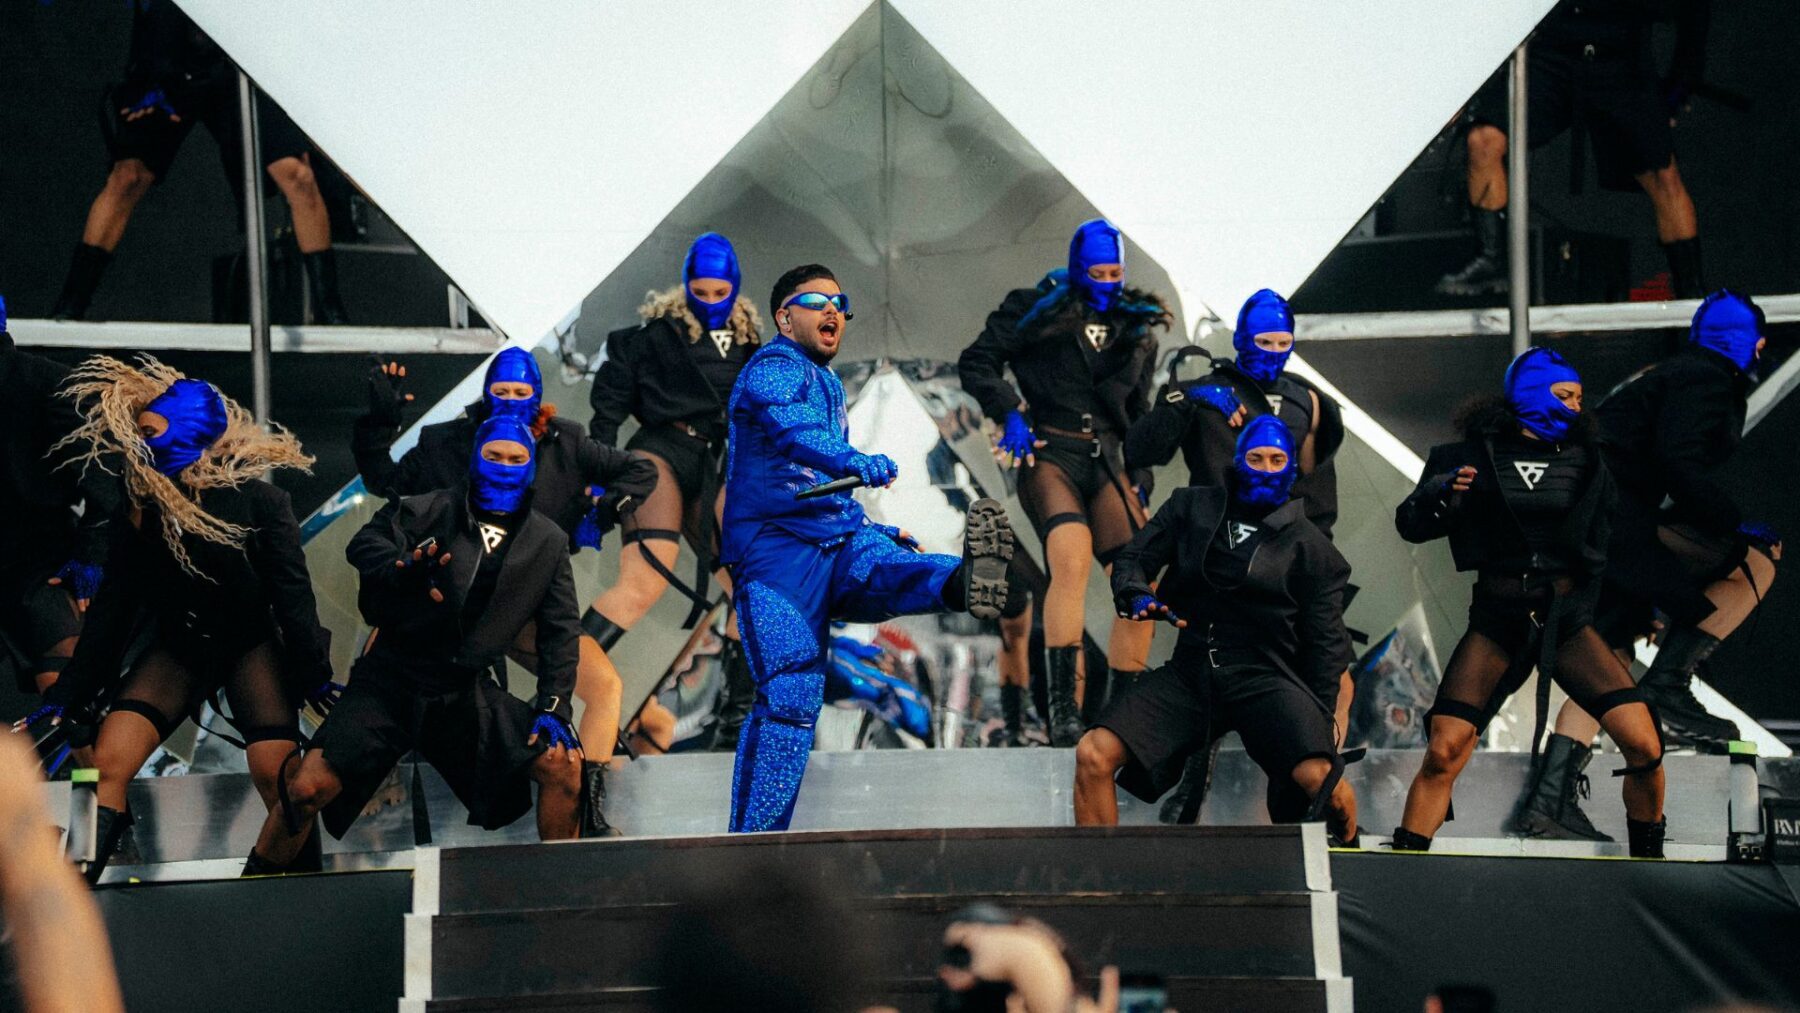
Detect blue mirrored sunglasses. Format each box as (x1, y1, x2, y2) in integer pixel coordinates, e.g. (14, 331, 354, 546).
(781, 291, 853, 318)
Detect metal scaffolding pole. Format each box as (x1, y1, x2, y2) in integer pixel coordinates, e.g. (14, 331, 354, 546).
(238, 70, 272, 428)
(1507, 41, 1531, 356)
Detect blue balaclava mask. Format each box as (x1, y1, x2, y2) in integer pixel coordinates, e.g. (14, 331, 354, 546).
(1068, 218, 1124, 314)
(142, 378, 229, 477)
(1233, 289, 1295, 385)
(1232, 414, 1298, 509)
(1504, 346, 1582, 443)
(683, 231, 741, 332)
(1689, 289, 1764, 374)
(469, 415, 537, 514)
(483, 347, 542, 422)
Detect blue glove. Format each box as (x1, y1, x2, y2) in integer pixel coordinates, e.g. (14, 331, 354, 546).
(872, 523, 919, 551)
(845, 452, 898, 488)
(126, 87, 178, 119)
(1183, 384, 1240, 418)
(12, 703, 64, 735)
(530, 711, 581, 752)
(996, 409, 1039, 462)
(304, 680, 345, 719)
(51, 559, 105, 603)
(1125, 593, 1183, 627)
(831, 635, 883, 661)
(574, 506, 606, 551)
(1739, 520, 1780, 548)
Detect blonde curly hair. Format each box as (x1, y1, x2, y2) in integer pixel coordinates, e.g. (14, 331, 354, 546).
(54, 354, 313, 576)
(638, 287, 763, 346)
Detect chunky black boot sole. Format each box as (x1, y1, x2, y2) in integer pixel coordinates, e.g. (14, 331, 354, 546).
(962, 499, 1015, 621)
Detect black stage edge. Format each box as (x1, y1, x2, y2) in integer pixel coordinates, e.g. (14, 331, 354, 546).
(6, 846, 1799, 1012)
(0, 869, 411, 1013)
(1335, 852, 1800, 1012)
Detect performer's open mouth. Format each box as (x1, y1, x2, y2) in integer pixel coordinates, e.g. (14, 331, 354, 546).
(818, 318, 840, 340)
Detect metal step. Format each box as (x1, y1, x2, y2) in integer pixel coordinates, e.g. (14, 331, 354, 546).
(409, 892, 1339, 999)
(415, 825, 1331, 916)
(401, 974, 1353, 1013)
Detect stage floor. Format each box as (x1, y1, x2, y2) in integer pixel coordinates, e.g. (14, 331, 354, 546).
(58, 747, 1800, 883)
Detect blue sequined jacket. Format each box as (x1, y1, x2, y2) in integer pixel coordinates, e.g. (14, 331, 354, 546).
(721, 336, 868, 564)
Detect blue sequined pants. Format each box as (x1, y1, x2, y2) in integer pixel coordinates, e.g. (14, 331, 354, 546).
(727, 525, 959, 832)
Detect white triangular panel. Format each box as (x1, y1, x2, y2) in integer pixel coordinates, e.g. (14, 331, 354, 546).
(890, 0, 1555, 325)
(174, 0, 869, 345)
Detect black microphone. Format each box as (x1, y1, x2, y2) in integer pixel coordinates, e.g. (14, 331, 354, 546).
(796, 475, 865, 500)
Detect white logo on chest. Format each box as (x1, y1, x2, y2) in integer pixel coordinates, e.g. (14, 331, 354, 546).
(1227, 521, 1259, 549)
(478, 522, 507, 554)
(1513, 461, 1548, 490)
(1266, 394, 1284, 414)
(1083, 323, 1110, 351)
(709, 330, 734, 358)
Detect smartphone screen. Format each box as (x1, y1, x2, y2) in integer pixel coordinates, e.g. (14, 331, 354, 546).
(1119, 973, 1167, 1013)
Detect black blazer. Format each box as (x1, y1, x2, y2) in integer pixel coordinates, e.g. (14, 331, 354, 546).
(1112, 486, 1352, 699)
(958, 282, 1165, 436)
(347, 487, 578, 720)
(587, 315, 756, 447)
(352, 410, 657, 551)
(1595, 346, 1747, 535)
(1395, 410, 1613, 583)
(54, 481, 332, 710)
(0, 334, 124, 591)
(1126, 353, 1346, 537)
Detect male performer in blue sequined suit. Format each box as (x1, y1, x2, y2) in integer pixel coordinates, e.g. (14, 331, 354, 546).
(721, 264, 1015, 832)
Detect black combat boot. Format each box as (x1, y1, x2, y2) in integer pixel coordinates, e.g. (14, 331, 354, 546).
(81, 805, 134, 884)
(1386, 827, 1434, 852)
(580, 760, 620, 837)
(999, 684, 1027, 747)
(1639, 627, 1739, 750)
(301, 248, 350, 324)
(52, 243, 113, 321)
(1435, 207, 1508, 296)
(711, 637, 755, 752)
(1627, 816, 1667, 859)
(1046, 646, 1084, 748)
(1507, 733, 1613, 841)
(1662, 237, 1704, 299)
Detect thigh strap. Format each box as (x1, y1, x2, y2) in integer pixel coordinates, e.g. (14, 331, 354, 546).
(1585, 687, 1666, 777)
(1301, 751, 1348, 824)
(276, 745, 306, 835)
(626, 529, 711, 628)
(1041, 512, 1087, 538)
(1426, 698, 1488, 731)
(110, 698, 181, 740)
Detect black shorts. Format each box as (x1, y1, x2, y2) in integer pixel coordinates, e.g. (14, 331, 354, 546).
(627, 424, 721, 505)
(1095, 655, 1337, 805)
(311, 656, 542, 839)
(2, 579, 83, 693)
(1470, 46, 1674, 191)
(1594, 519, 1749, 648)
(1464, 581, 1594, 658)
(625, 423, 725, 554)
(1017, 430, 1139, 550)
(109, 84, 310, 186)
